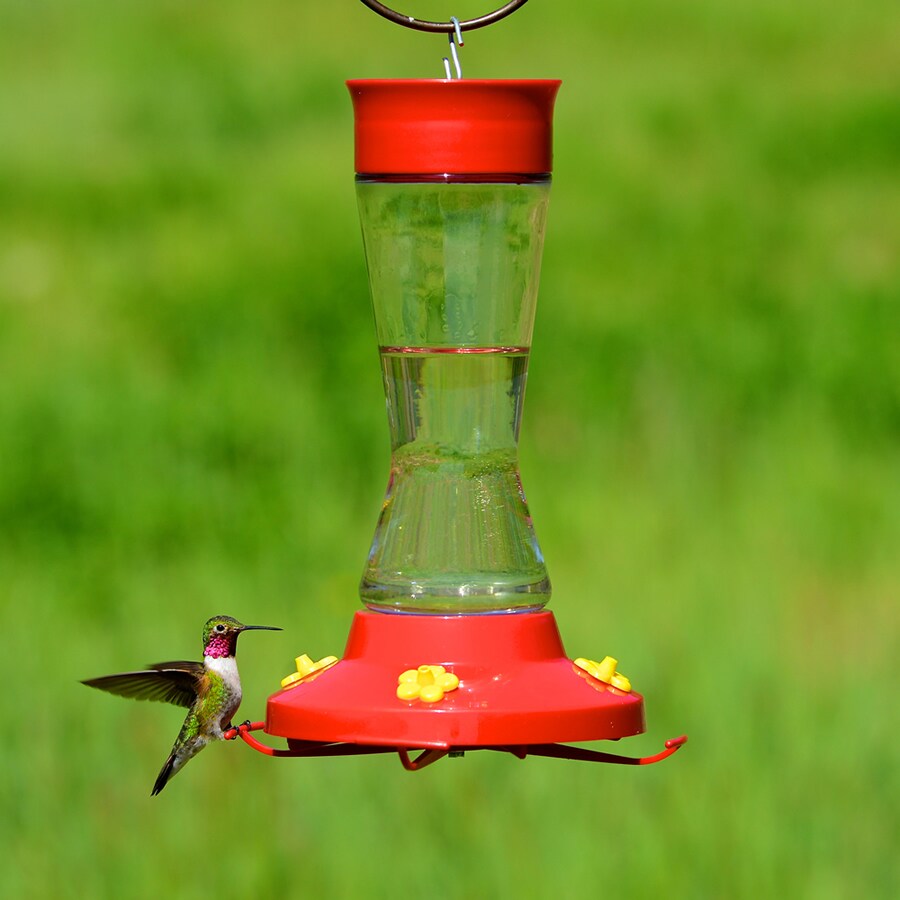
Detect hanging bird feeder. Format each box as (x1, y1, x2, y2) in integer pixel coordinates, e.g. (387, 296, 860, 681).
(229, 0, 686, 770)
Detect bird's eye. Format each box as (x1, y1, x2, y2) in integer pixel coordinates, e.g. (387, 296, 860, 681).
(215, 624, 226, 633)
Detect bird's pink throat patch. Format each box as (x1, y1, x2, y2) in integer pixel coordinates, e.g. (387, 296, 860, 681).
(204, 635, 231, 658)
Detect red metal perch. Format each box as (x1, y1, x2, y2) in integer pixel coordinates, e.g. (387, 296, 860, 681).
(225, 721, 687, 771)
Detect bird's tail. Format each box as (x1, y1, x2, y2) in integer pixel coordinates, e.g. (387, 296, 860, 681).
(152, 751, 178, 796)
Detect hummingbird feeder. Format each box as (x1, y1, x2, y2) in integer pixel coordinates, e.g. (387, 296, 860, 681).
(228, 0, 686, 771)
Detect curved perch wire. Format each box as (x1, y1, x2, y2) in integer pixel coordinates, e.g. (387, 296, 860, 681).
(225, 722, 688, 769)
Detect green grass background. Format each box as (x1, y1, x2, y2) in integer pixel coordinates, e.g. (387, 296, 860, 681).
(1, 1, 897, 897)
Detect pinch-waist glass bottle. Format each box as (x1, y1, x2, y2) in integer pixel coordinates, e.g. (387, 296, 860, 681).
(348, 80, 560, 614)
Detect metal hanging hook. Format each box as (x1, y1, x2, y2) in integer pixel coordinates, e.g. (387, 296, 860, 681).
(442, 16, 464, 79)
(452, 15, 464, 46)
(358, 0, 530, 34)
(358, 2, 528, 79)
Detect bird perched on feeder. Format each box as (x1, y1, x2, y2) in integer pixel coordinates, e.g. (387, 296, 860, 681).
(82, 615, 280, 795)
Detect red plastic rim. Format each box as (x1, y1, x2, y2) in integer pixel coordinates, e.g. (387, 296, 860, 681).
(347, 79, 561, 175)
(266, 611, 645, 748)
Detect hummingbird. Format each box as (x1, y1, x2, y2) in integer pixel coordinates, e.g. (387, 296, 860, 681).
(82, 615, 281, 795)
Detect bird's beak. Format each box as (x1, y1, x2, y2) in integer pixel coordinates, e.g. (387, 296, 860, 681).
(240, 625, 282, 632)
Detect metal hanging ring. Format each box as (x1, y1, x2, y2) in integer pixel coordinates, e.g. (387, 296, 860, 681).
(358, 0, 530, 34)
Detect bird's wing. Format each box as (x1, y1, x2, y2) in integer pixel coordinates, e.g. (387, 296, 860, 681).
(82, 661, 205, 708)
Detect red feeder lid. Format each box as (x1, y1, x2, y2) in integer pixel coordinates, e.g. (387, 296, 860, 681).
(347, 79, 561, 175)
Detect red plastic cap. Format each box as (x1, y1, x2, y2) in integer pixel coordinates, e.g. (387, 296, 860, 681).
(347, 79, 561, 175)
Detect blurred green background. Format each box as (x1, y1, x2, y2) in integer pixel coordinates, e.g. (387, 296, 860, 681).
(1, 0, 897, 897)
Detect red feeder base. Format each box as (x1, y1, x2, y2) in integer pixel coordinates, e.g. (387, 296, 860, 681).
(266, 610, 646, 749)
